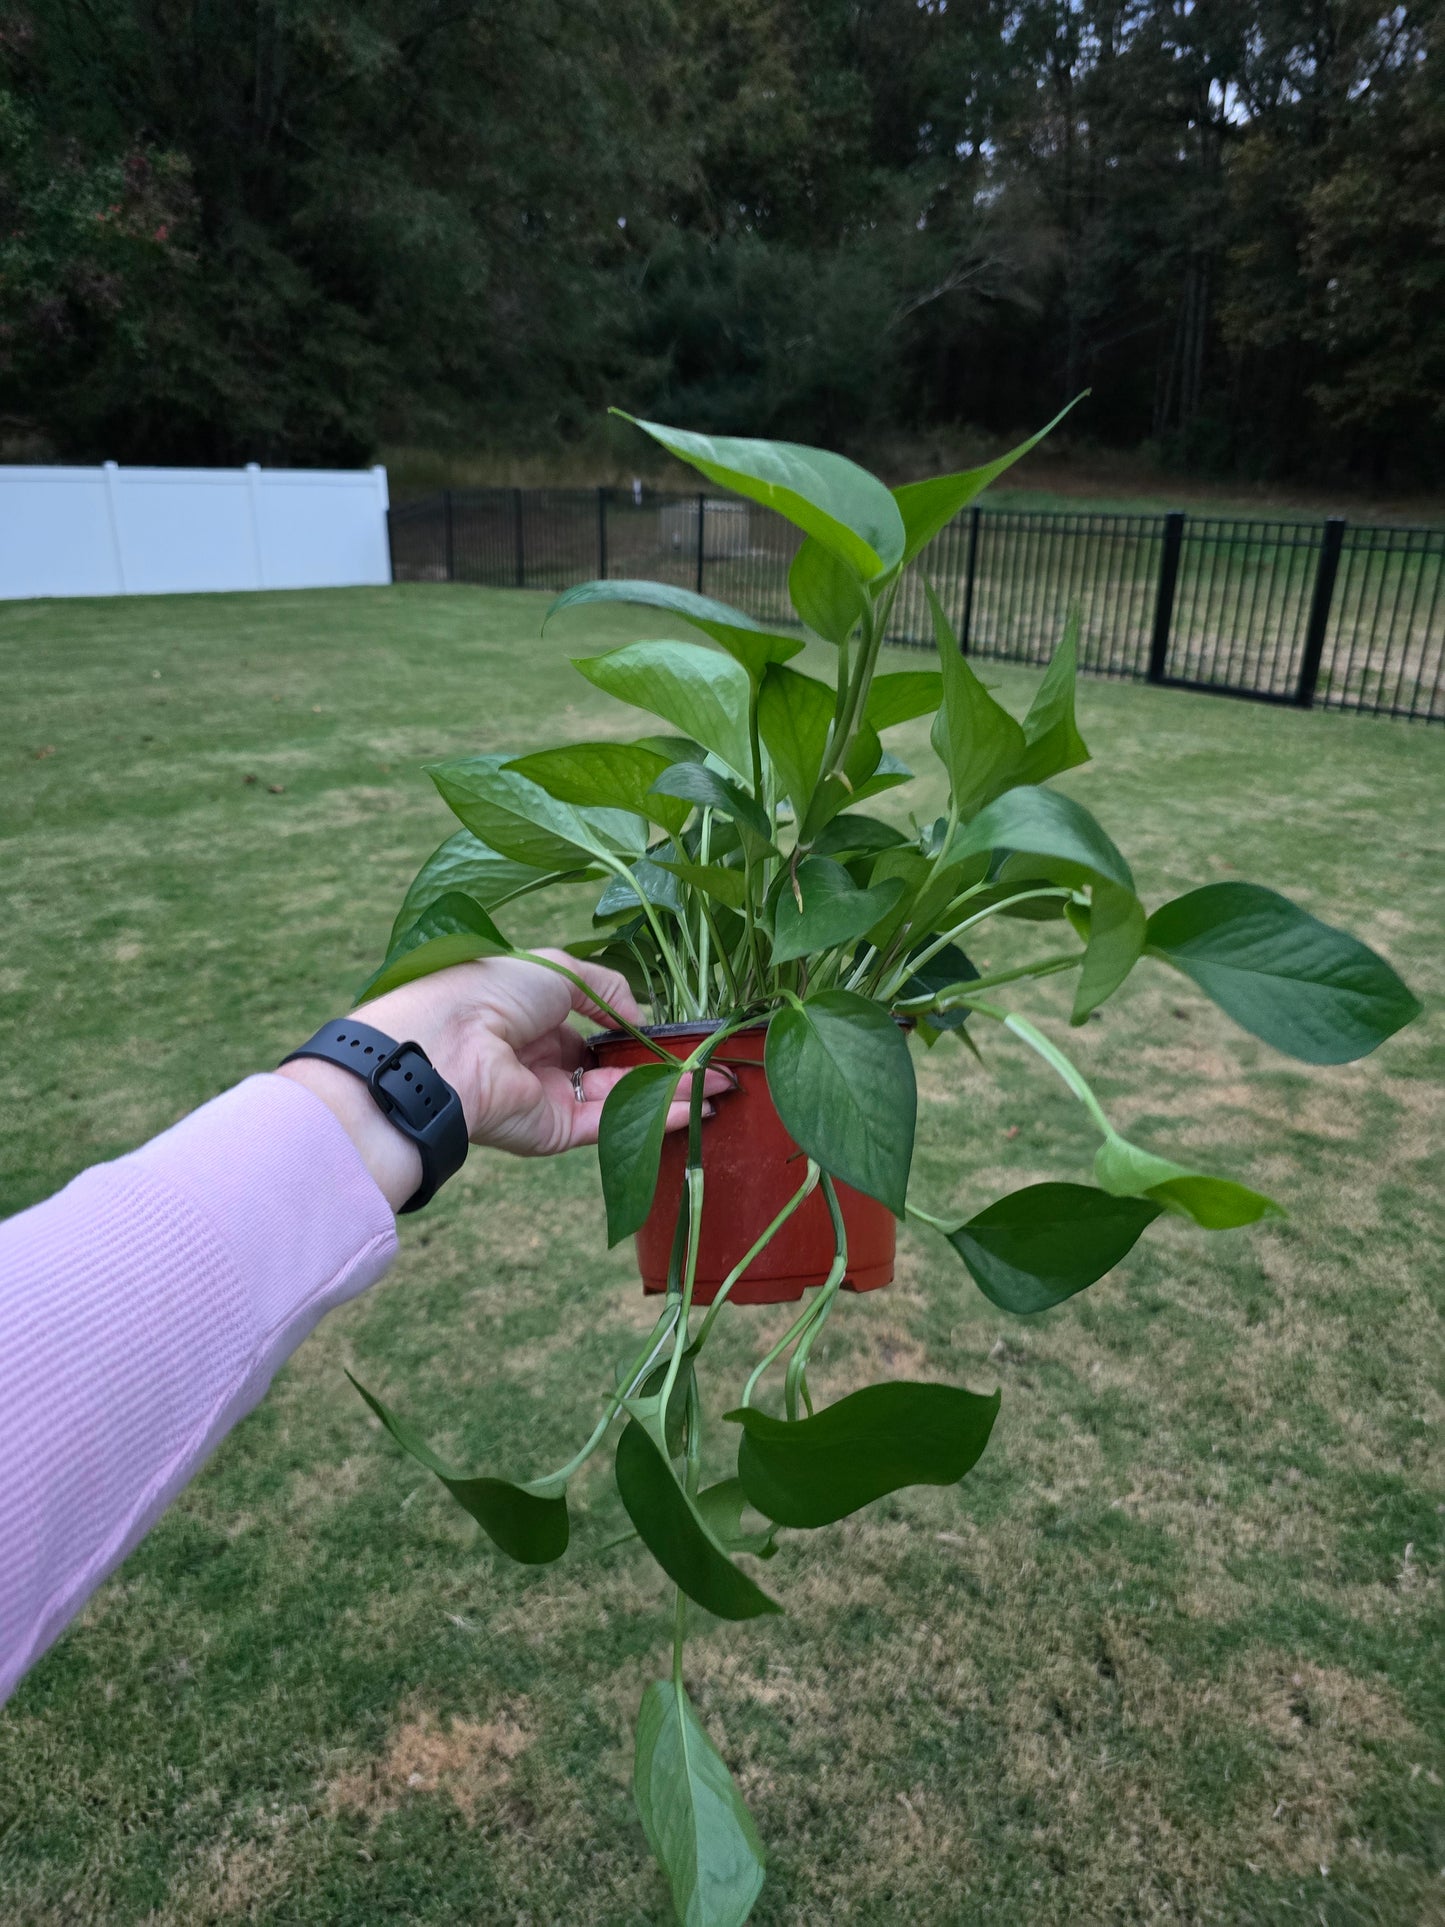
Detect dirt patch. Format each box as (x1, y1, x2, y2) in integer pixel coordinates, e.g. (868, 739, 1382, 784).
(325, 1706, 531, 1824)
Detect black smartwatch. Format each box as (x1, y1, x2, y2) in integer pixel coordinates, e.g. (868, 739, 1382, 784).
(281, 1019, 469, 1214)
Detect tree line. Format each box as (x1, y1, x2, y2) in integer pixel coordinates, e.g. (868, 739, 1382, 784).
(3, 1, 1441, 486)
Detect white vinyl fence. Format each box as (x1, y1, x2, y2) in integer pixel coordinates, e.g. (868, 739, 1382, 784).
(0, 462, 392, 600)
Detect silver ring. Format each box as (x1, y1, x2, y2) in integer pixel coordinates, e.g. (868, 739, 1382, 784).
(571, 1066, 588, 1103)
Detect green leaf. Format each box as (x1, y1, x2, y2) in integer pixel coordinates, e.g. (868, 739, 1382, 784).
(891, 396, 1085, 566)
(694, 1478, 779, 1559)
(899, 940, 978, 1030)
(656, 859, 748, 911)
(428, 753, 629, 869)
(1145, 882, 1421, 1064)
(945, 1182, 1161, 1314)
(948, 785, 1134, 893)
(616, 413, 905, 579)
(1071, 879, 1147, 1023)
(768, 858, 907, 965)
(361, 892, 512, 999)
(650, 762, 773, 848)
(348, 1374, 568, 1563)
(756, 663, 833, 820)
(1094, 1131, 1284, 1229)
(389, 831, 579, 951)
(1016, 611, 1090, 785)
(573, 641, 752, 778)
(865, 670, 943, 732)
(615, 1422, 781, 1620)
(546, 578, 803, 683)
(505, 742, 689, 838)
(848, 747, 913, 805)
(633, 1678, 766, 1927)
(788, 537, 868, 642)
(765, 992, 916, 1213)
(727, 1381, 1000, 1528)
(599, 1061, 685, 1245)
(810, 813, 910, 860)
(594, 857, 685, 921)
(925, 584, 1027, 818)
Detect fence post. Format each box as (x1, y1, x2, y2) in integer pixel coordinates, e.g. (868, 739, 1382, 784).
(694, 491, 707, 595)
(1296, 517, 1346, 709)
(1148, 511, 1186, 683)
(513, 487, 525, 589)
(597, 486, 608, 580)
(958, 506, 981, 654)
(444, 488, 455, 582)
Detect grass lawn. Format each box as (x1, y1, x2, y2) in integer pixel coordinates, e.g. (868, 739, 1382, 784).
(1, 585, 1441, 1926)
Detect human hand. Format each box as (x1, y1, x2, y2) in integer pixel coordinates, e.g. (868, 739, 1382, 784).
(277, 951, 733, 1209)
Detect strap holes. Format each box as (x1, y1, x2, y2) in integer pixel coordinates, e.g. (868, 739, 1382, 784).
(403, 1071, 413, 1082)
(363, 1045, 374, 1055)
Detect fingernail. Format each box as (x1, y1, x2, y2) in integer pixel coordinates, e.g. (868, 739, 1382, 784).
(702, 1101, 716, 1118)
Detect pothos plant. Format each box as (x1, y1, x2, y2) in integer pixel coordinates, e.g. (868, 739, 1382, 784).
(348, 410, 1420, 1927)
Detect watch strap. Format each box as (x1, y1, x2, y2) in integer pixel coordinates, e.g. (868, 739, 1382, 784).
(281, 1019, 469, 1214)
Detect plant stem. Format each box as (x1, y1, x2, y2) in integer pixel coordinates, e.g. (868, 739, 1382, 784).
(694, 809, 713, 1018)
(971, 1001, 1115, 1137)
(513, 951, 671, 1058)
(874, 887, 1076, 999)
(894, 950, 1083, 1009)
(691, 1160, 821, 1350)
(783, 1174, 847, 1420)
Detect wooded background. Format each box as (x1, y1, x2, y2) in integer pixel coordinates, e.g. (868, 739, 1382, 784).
(4, 2, 1442, 487)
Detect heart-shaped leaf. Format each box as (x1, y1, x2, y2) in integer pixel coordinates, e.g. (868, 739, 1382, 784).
(428, 753, 627, 869)
(1146, 882, 1420, 1064)
(593, 857, 684, 922)
(694, 1478, 780, 1559)
(1016, 611, 1090, 786)
(948, 784, 1134, 893)
(634, 1679, 766, 1927)
(656, 858, 748, 911)
(891, 396, 1085, 566)
(361, 892, 512, 999)
(505, 742, 689, 838)
(599, 1061, 685, 1245)
(768, 858, 906, 965)
(348, 1374, 569, 1563)
(757, 663, 834, 822)
(764, 992, 916, 1214)
(926, 584, 1028, 818)
(1070, 879, 1147, 1022)
(788, 536, 868, 641)
(727, 1381, 1000, 1528)
(810, 814, 911, 860)
(649, 762, 773, 848)
(898, 940, 979, 1030)
(945, 1182, 1161, 1314)
(1094, 1130, 1284, 1229)
(865, 670, 944, 731)
(615, 1422, 782, 1620)
(545, 577, 802, 681)
(573, 641, 752, 778)
(616, 414, 906, 579)
(848, 747, 913, 805)
(390, 831, 581, 951)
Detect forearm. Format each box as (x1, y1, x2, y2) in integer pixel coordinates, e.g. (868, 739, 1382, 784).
(0, 1074, 398, 1703)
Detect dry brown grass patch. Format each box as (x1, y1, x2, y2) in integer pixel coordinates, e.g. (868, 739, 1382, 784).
(325, 1704, 531, 1824)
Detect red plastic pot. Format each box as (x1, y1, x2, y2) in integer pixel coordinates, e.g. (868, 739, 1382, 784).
(589, 1020, 897, 1306)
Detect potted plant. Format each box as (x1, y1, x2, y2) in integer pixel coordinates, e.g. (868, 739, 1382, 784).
(348, 412, 1420, 1927)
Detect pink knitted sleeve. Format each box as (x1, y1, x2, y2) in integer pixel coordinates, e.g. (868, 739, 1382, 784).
(0, 1073, 398, 1702)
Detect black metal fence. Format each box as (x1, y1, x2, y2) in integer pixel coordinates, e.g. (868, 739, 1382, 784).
(389, 486, 1445, 722)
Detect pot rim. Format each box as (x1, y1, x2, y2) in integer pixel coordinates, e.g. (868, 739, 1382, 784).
(586, 1012, 914, 1050)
